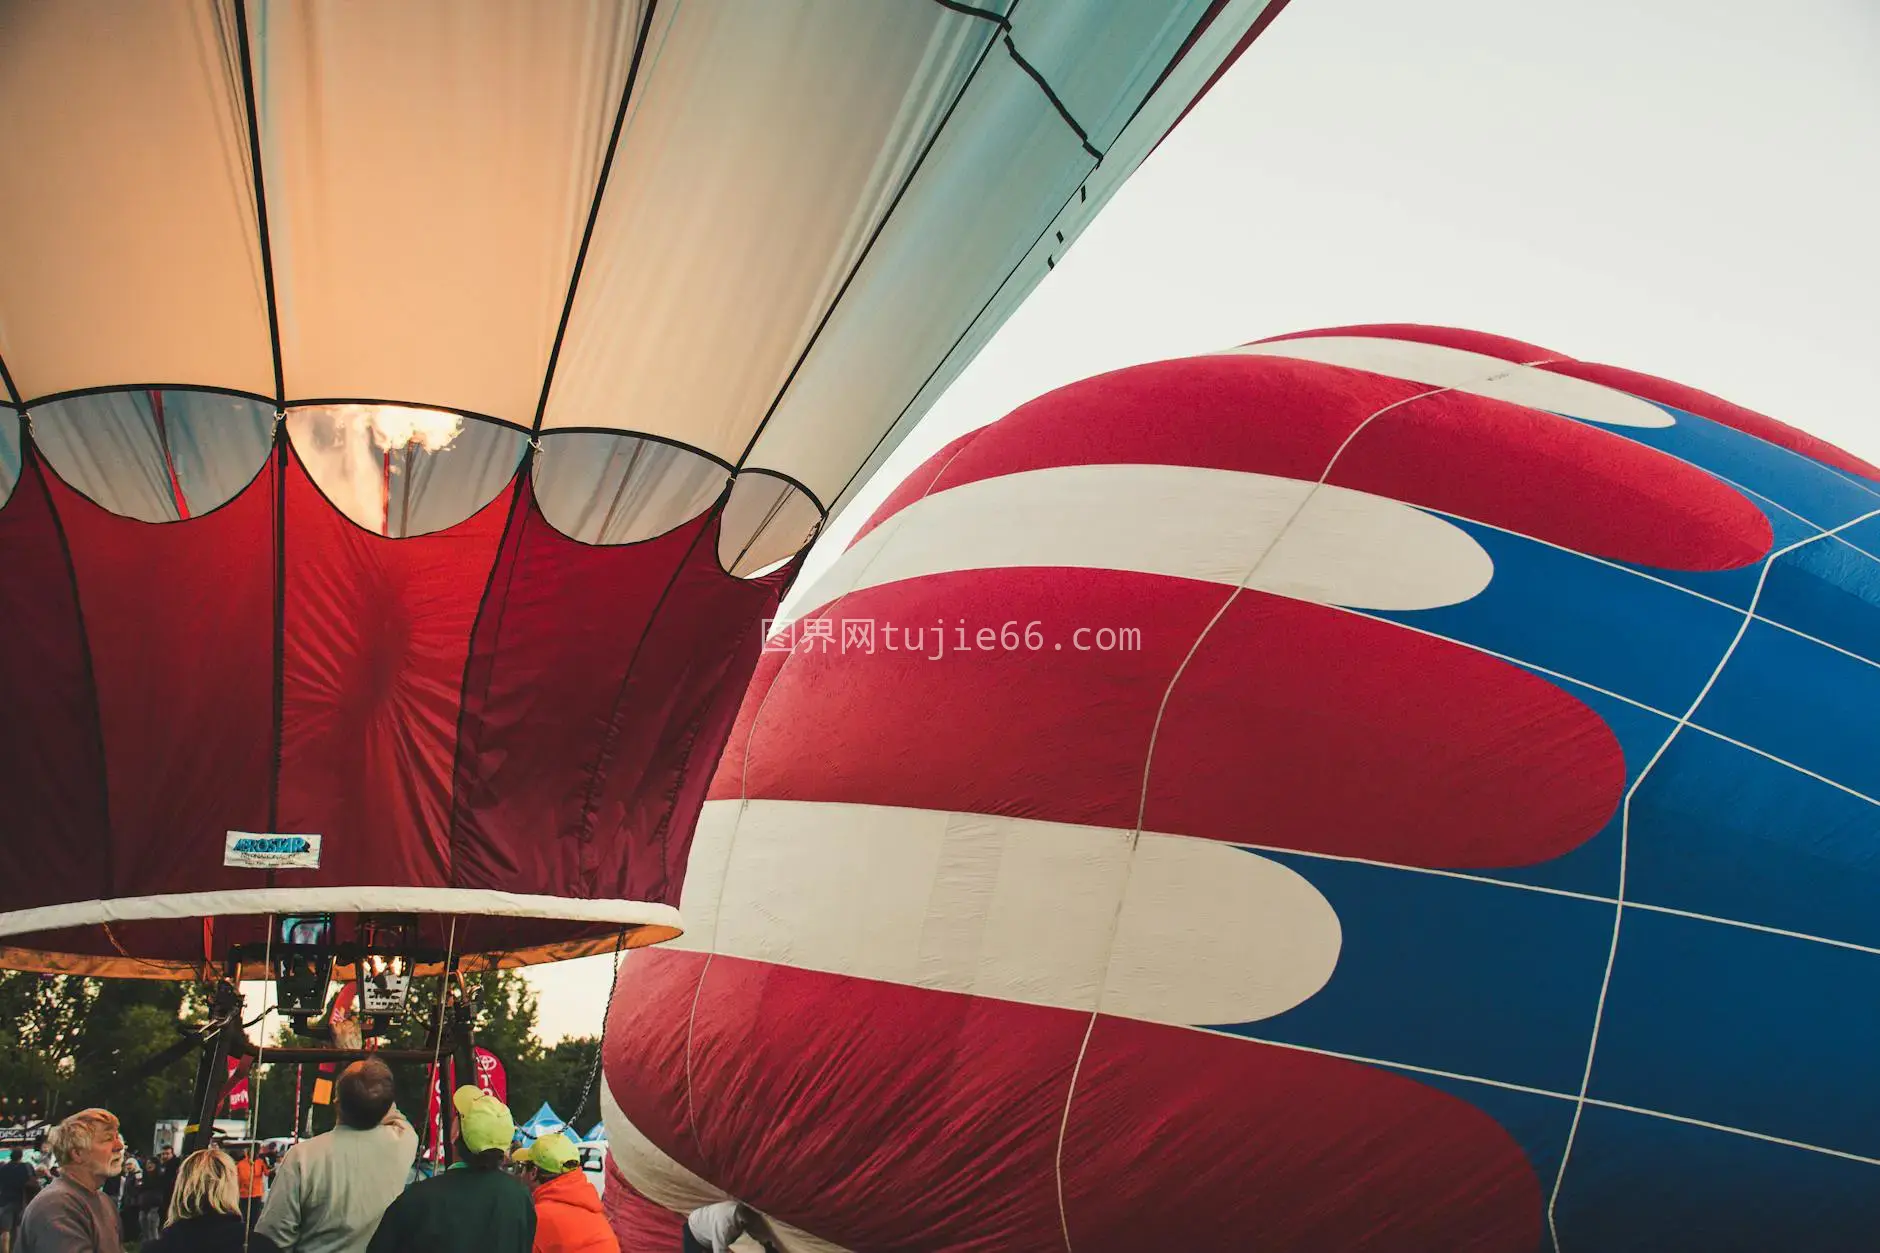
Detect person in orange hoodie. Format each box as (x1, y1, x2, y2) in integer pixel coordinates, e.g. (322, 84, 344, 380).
(513, 1135, 616, 1253)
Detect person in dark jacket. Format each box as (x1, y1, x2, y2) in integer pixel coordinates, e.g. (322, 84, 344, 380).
(365, 1088, 532, 1253)
(144, 1148, 280, 1253)
(138, 1148, 179, 1245)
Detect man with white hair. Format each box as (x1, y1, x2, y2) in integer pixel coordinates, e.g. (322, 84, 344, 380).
(17, 1109, 124, 1253)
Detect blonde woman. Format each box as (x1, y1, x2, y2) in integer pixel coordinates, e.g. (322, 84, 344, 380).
(144, 1149, 280, 1253)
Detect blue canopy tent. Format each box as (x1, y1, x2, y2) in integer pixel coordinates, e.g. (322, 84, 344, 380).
(516, 1103, 566, 1146)
(583, 1122, 606, 1145)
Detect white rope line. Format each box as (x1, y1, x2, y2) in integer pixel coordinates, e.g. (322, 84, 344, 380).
(1545, 506, 1880, 1248)
(1051, 366, 1546, 1253)
(684, 432, 989, 1176)
(1171, 1022, 1880, 1168)
(1304, 597, 1880, 811)
(240, 918, 276, 1253)
(426, 917, 459, 1165)
(1224, 836, 1880, 956)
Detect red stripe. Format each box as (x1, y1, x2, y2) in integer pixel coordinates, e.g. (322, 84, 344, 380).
(1540, 358, 1880, 479)
(733, 573, 1621, 869)
(606, 951, 1540, 1253)
(852, 352, 1770, 572)
(603, 1157, 687, 1252)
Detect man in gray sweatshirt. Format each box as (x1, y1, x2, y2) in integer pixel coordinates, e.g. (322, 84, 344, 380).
(255, 1060, 416, 1253)
(17, 1109, 124, 1253)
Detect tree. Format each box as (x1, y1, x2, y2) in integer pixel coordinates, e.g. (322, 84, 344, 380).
(507, 1036, 604, 1133)
(0, 971, 205, 1153)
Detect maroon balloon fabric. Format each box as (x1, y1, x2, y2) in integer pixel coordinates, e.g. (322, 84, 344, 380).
(0, 437, 788, 971)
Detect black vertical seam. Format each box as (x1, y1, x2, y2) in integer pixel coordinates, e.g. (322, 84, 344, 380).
(572, 502, 721, 853)
(443, 457, 536, 888)
(530, 0, 661, 434)
(233, 0, 286, 406)
(0, 353, 22, 408)
(31, 441, 115, 901)
(727, 17, 1006, 471)
(1000, 32, 1102, 161)
(267, 434, 286, 834)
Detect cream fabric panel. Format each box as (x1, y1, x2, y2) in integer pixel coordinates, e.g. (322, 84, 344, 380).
(0, 0, 272, 401)
(681, 799, 1343, 1028)
(742, 51, 1096, 502)
(254, 0, 641, 422)
(540, 0, 988, 452)
(718, 473, 822, 577)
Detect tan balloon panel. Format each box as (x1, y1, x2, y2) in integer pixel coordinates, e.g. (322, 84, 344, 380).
(0, 0, 273, 401)
(539, 0, 987, 453)
(256, 0, 643, 422)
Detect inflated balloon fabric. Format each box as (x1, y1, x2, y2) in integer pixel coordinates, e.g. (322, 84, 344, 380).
(602, 325, 1880, 1252)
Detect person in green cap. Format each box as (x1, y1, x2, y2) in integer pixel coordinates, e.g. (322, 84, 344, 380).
(364, 1088, 532, 1253)
(511, 1133, 615, 1253)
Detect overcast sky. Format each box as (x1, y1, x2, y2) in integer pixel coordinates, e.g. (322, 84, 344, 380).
(526, 0, 1880, 1044)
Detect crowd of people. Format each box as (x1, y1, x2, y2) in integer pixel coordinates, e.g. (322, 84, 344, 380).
(0, 1060, 647, 1253)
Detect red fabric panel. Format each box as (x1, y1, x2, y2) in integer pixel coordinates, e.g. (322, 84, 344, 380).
(847, 355, 1765, 572)
(737, 571, 1228, 828)
(603, 1157, 686, 1253)
(607, 949, 1079, 1253)
(1146, 591, 1622, 867)
(278, 446, 505, 891)
(452, 490, 782, 906)
(734, 574, 1619, 869)
(604, 948, 711, 1171)
(1541, 358, 1880, 479)
(706, 648, 787, 803)
(853, 355, 1417, 529)
(605, 953, 1540, 1253)
(1258, 323, 1562, 364)
(588, 544, 782, 905)
(1330, 389, 1773, 571)
(52, 452, 274, 900)
(1061, 1016, 1540, 1252)
(0, 457, 111, 911)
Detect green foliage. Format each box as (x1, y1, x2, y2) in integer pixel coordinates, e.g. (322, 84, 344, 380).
(506, 1036, 603, 1132)
(0, 971, 203, 1152)
(0, 967, 606, 1151)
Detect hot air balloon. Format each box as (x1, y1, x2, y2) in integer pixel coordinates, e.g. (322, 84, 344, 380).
(599, 325, 1880, 1251)
(0, 0, 1282, 988)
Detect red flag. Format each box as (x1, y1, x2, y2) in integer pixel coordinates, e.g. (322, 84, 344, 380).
(224, 1058, 250, 1114)
(473, 1048, 507, 1104)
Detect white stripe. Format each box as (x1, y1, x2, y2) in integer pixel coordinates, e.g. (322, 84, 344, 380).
(785, 463, 1495, 626)
(0, 886, 683, 939)
(1547, 506, 1880, 1249)
(1223, 337, 1674, 428)
(1055, 379, 1464, 1253)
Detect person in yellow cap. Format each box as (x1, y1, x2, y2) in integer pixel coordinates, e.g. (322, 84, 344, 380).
(512, 1134, 616, 1253)
(364, 1088, 532, 1253)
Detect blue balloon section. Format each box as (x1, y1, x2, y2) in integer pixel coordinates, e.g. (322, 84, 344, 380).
(1222, 399, 1880, 1250)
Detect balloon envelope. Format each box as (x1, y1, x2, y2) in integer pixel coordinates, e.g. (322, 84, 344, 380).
(0, 0, 1272, 975)
(602, 325, 1880, 1251)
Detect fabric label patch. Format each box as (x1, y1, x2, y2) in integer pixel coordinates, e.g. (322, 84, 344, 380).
(224, 831, 323, 869)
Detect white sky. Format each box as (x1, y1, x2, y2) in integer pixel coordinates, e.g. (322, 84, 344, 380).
(526, 0, 1880, 1044)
